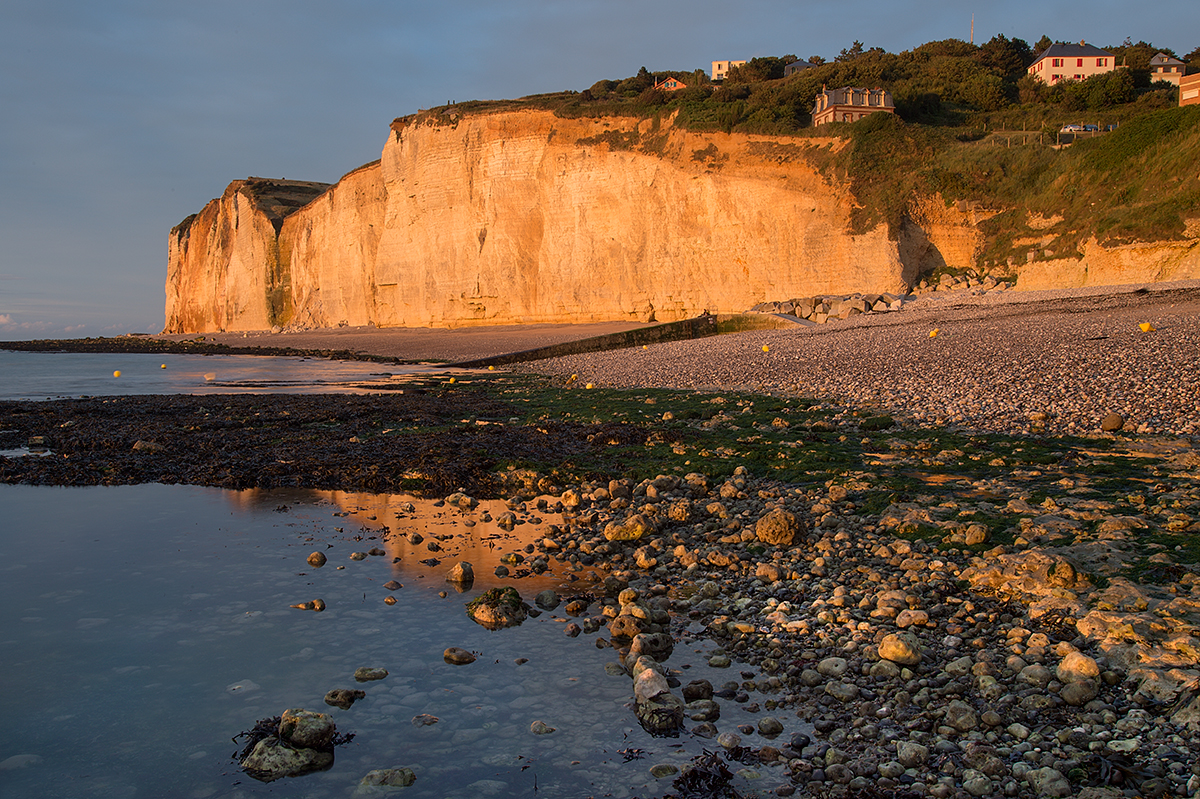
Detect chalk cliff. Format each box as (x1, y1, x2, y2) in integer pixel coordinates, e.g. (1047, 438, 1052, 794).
(164, 110, 1197, 333)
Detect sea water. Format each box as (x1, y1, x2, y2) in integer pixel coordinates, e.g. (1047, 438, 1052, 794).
(0, 354, 807, 797)
(0, 351, 446, 401)
(0, 487, 805, 798)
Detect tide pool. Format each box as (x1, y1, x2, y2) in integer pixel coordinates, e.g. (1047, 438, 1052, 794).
(0, 484, 803, 798)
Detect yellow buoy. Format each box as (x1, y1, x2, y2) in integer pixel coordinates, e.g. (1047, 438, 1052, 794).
(160, 364, 166, 369)
(585, 383, 594, 389)
(929, 328, 940, 338)
(448, 377, 456, 384)
(762, 345, 769, 352)
(1139, 322, 1156, 333)
(642, 345, 648, 350)
(112, 370, 121, 378)
(488, 365, 495, 371)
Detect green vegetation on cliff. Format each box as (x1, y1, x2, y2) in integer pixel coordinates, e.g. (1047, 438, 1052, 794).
(398, 36, 1197, 273)
(823, 105, 1200, 269)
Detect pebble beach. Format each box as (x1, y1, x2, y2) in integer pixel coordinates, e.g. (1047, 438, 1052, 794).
(515, 282, 1200, 440)
(4, 280, 1200, 797)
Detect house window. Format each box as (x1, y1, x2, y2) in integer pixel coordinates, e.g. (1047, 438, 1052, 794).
(1097, 58, 1106, 67)
(1052, 58, 1063, 67)
(1077, 58, 1084, 67)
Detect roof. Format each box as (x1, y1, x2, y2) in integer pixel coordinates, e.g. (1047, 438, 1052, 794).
(783, 61, 815, 75)
(817, 86, 892, 98)
(1031, 42, 1114, 64)
(1150, 52, 1185, 66)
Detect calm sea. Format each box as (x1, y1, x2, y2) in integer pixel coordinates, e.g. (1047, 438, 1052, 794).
(0, 351, 447, 401)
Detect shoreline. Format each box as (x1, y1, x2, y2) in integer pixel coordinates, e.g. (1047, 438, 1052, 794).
(2, 375, 1198, 796)
(2, 282, 1199, 796)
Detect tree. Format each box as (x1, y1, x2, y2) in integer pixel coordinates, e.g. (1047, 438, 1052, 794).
(1017, 74, 1046, 104)
(1034, 35, 1052, 55)
(961, 73, 1010, 111)
(807, 55, 826, 65)
(1086, 69, 1135, 108)
(1105, 40, 1171, 71)
(976, 34, 1033, 80)
(637, 86, 668, 106)
(589, 79, 617, 97)
(836, 41, 865, 62)
(726, 56, 787, 82)
(1185, 45, 1200, 65)
(616, 67, 655, 96)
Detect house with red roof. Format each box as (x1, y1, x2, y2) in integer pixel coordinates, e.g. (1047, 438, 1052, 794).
(652, 76, 687, 92)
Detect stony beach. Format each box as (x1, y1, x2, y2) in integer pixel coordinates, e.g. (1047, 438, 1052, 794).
(514, 281, 1200, 439)
(2, 281, 1199, 798)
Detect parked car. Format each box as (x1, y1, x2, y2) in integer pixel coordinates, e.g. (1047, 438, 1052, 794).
(1060, 123, 1100, 133)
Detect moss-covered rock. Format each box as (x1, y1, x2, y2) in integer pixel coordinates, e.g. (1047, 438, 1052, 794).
(465, 587, 527, 629)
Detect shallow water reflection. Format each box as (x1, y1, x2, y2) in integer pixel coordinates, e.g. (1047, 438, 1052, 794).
(0, 484, 806, 798)
(0, 351, 450, 401)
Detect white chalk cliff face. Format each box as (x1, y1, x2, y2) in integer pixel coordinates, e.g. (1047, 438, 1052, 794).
(165, 111, 931, 333)
(163, 110, 1198, 334)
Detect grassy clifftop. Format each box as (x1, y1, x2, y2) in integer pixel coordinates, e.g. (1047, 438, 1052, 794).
(823, 106, 1200, 270)
(394, 39, 1197, 269)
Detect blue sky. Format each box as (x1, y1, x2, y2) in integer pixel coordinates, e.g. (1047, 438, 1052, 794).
(1, 0, 1195, 338)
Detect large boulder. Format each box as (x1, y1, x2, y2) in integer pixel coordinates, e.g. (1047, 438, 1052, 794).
(878, 632, 923, 666)
(465, 587, 527, 629)
(628, 632, 674, 664)
(633, 667, 684, 736)
(755, 508, 801, 546)
(324, 689, 365, 709)
(607, 614, 648, 642)
(240, 709, 339, 782)
(241, 738, 333, 782)
(279, 709, 335, 749)
(446, 561, 474, 585)
(1056, 651, 1100, 683)
(604, 513, 656, 541)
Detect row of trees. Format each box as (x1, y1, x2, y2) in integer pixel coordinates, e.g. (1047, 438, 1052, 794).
(575, 36, 1197, 132)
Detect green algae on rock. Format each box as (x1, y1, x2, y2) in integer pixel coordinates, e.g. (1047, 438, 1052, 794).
(465, 586, 528, 629)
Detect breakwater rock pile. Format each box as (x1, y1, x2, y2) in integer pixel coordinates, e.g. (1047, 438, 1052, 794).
(747, 292, 907, 324)
(745, 269, 1015, 325)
